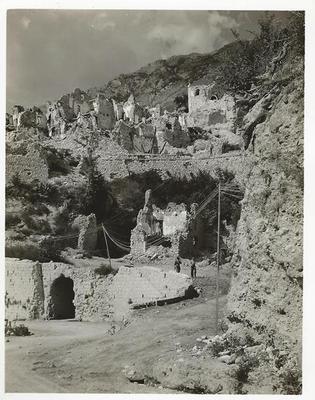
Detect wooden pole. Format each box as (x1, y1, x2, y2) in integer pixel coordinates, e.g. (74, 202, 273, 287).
(215, 181, 221, 335)
(102, 223, 112, 268)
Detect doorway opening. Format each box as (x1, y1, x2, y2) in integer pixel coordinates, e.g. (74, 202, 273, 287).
(48, 274, 75, 319)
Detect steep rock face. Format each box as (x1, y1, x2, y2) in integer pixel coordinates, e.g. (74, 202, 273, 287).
(227, 72, 303, 392)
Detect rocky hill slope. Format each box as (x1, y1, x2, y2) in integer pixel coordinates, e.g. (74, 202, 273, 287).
(87, 41, 242, 110)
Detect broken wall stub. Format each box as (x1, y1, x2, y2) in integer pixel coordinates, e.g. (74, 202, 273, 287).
(5, 258, 45, 320)
(12, 105, 25, 130)
(112, 99, 124, 120)
(130, 226, 147, 256)
(110, 266, 193, 320)
(72, 214, 98, 251)
(123, 94, 136, 122)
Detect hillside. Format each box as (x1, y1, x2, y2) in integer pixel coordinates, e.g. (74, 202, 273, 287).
(87, 41, 242, 110)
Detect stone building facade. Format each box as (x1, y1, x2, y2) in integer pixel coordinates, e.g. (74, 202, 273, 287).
(187, 80, 236, 130)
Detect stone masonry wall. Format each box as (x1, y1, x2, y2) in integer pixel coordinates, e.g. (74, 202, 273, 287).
(5, 258, 44, 320)
(6, 258, 193, 322)
(41, 262, 114, 321)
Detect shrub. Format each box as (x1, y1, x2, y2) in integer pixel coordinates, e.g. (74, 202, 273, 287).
(5, 320, 32, 336)
(94, 263, 117, 276)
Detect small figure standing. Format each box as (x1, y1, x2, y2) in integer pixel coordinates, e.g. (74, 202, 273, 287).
(190, 259, 197, 278)
(174, 256, 181, 273)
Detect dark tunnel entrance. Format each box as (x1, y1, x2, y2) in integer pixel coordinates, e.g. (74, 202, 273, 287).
(48, 274, 75, 319)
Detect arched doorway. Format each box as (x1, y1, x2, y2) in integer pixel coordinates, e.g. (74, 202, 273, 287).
(48, 274, 75, 319)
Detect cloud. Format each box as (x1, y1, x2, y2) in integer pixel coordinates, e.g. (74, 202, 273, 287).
(207, 11, 239, 43)
(21, 16, 31, 29)
(90, 12, 116, 31)
(147, 12, 239, 58)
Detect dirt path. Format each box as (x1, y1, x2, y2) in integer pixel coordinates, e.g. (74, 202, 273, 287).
(6, 292, 226, 393)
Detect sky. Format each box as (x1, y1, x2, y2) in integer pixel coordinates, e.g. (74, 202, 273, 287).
(6, 10, 290, 111)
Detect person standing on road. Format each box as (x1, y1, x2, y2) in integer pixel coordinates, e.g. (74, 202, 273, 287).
(174, 256, 181, 273)
(190, 258, 197, 278)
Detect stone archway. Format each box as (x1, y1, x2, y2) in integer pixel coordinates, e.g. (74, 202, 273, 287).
(48, 274, 75, 319)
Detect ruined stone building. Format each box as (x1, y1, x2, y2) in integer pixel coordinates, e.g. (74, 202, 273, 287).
(12, 105, 25, 130)
(130, 189, 202, 257)
(187, 79, 236, 130)
(91, 93, 116, 131)
(123, 94, 145, 123)
(112, 99, 124, 121)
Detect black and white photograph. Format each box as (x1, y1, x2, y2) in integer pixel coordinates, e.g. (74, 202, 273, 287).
(2, 1, 314, 398)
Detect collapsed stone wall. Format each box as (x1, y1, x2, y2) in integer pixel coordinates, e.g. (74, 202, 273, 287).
(110, 266, 193, 319)
(5, 258, 45, 320)
(72, 213, 98, 251)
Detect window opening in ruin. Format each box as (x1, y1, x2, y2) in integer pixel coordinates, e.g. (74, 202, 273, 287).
(48, 275, 75, 319)
(166, 122, 172, 130)
(194, 88, 200, 96)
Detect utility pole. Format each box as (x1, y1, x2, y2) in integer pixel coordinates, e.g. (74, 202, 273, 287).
(102, 223, 112, 268)
(215, 181, 221, 335)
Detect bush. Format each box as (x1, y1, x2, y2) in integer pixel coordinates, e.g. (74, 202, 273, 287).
(94, 263, 117, 276)
(5, 320, 32, 336)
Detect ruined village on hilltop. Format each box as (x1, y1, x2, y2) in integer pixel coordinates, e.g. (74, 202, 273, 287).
(4, 10, 304, 396)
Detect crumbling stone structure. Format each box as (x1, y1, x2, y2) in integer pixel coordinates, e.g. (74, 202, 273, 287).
(91, 93, 116, 131)
(12, 105, 25, 130)
(5, 258, 193, 322)
(187, 80, 236, 130)
(112, 99, 124, 120)
(123, 94, 145, 123)
(72, 213, 98, 251)
(130, 190, 200, 257)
